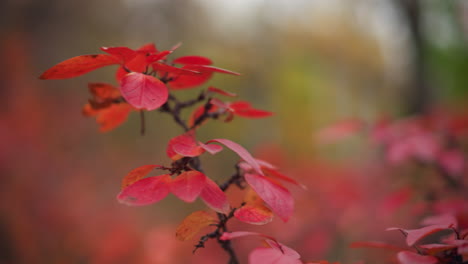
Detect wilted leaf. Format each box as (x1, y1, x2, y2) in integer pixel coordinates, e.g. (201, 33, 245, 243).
(120, 72, 168, 110)
(88, 82, 121, 99)
(39, 54, 119, 79)
(175, 211, 217, 241)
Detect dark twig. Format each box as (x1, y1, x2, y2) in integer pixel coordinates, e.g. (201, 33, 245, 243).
(158, 91, 241, 264)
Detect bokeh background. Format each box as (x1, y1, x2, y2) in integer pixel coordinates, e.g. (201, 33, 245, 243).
(1, 0, 468, 263)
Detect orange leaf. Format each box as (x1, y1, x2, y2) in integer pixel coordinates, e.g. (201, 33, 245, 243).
(175, 211, 217, 241)
(234, 204, 274, 225)
(96, 103, 133, 132)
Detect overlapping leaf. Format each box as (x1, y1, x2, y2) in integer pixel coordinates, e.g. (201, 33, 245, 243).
(120, 72, 168, 110)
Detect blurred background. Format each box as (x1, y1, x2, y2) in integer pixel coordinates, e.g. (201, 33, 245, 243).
(1, 0, 468, 263)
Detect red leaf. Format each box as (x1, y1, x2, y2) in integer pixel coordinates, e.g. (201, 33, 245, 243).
(117, 174, 171, 206)
(197, 65, 240, 75)
(95, 103, 133, 132)
(234, 204, 274, 225)
(115, 53, 148, 81)
(88, 82, 121, 99)
(136, 43, 158, 54)
(120, 72, 168, 110)
(206, 139, 263, 176)
(152, 62, 200, 76)
(121, 164, 161, 189)
(100, 46, 137, 62)
(39, 54, 119, 79)
(229, 101, 273, 118)
(244, 173, 294, 222)
(167, 131, 205, 160)
(387, 225, 452, 246)
(170, 171, 206, 203)
(188, 104, 219, 128)
(173, 55, 213, 65)
(168, 65, 213, 89)
(199, 177, 230, 214)
(208, 86, 237, 97)
(397, 251, 438, 264)
(146, 51, 172, 64)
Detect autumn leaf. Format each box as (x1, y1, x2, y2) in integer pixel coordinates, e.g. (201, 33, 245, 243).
(207, 86, 237, 97)
(175, 211, 217, 241)
(120, 72, 168, 110)
(121, 165, 161, 189)
(249, 240, 302, 264)
(387, 225, 452, 247)
(206, 139, 264, 176)
(39, 54, 119, 79)
(199, 177, 230, 214)
(170, 171, 207, 203)
(95, 103, 133, 132)
(244, 173, 294, 222)
(166, 131, 205, 160)
(234, 204, 274, 225)
(117, 174, 171, 206)
(173, 55, 213, 65)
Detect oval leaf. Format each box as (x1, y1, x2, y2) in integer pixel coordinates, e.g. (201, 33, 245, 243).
(199, 177, 230, 214)
(175, 211, 217, 241)
(234, 204, 274, 225)
(40, 54, 119, 79)
(120, 72, 168, 110)
(117, 174, 171, 206)
(244, 173, 294, 222)
(170, 171, 207, 203)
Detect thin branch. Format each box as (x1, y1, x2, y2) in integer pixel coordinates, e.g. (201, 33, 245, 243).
(140, 110, 146, 136)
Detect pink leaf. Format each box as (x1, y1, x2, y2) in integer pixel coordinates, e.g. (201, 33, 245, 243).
(397, 251, 438, 264)
(120, 72, 168, 110)
(244, 173, 294, 222)
(117, 174, 171, 206)
(387, 225, 452, 246)
(199, 177, 230, 214)
(170, 171, 206, 203)
(206, 139, 263, 176)
(198, 141, 223, 155)
(249, 240, 302, 264)
(220, 231, 275, 242)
